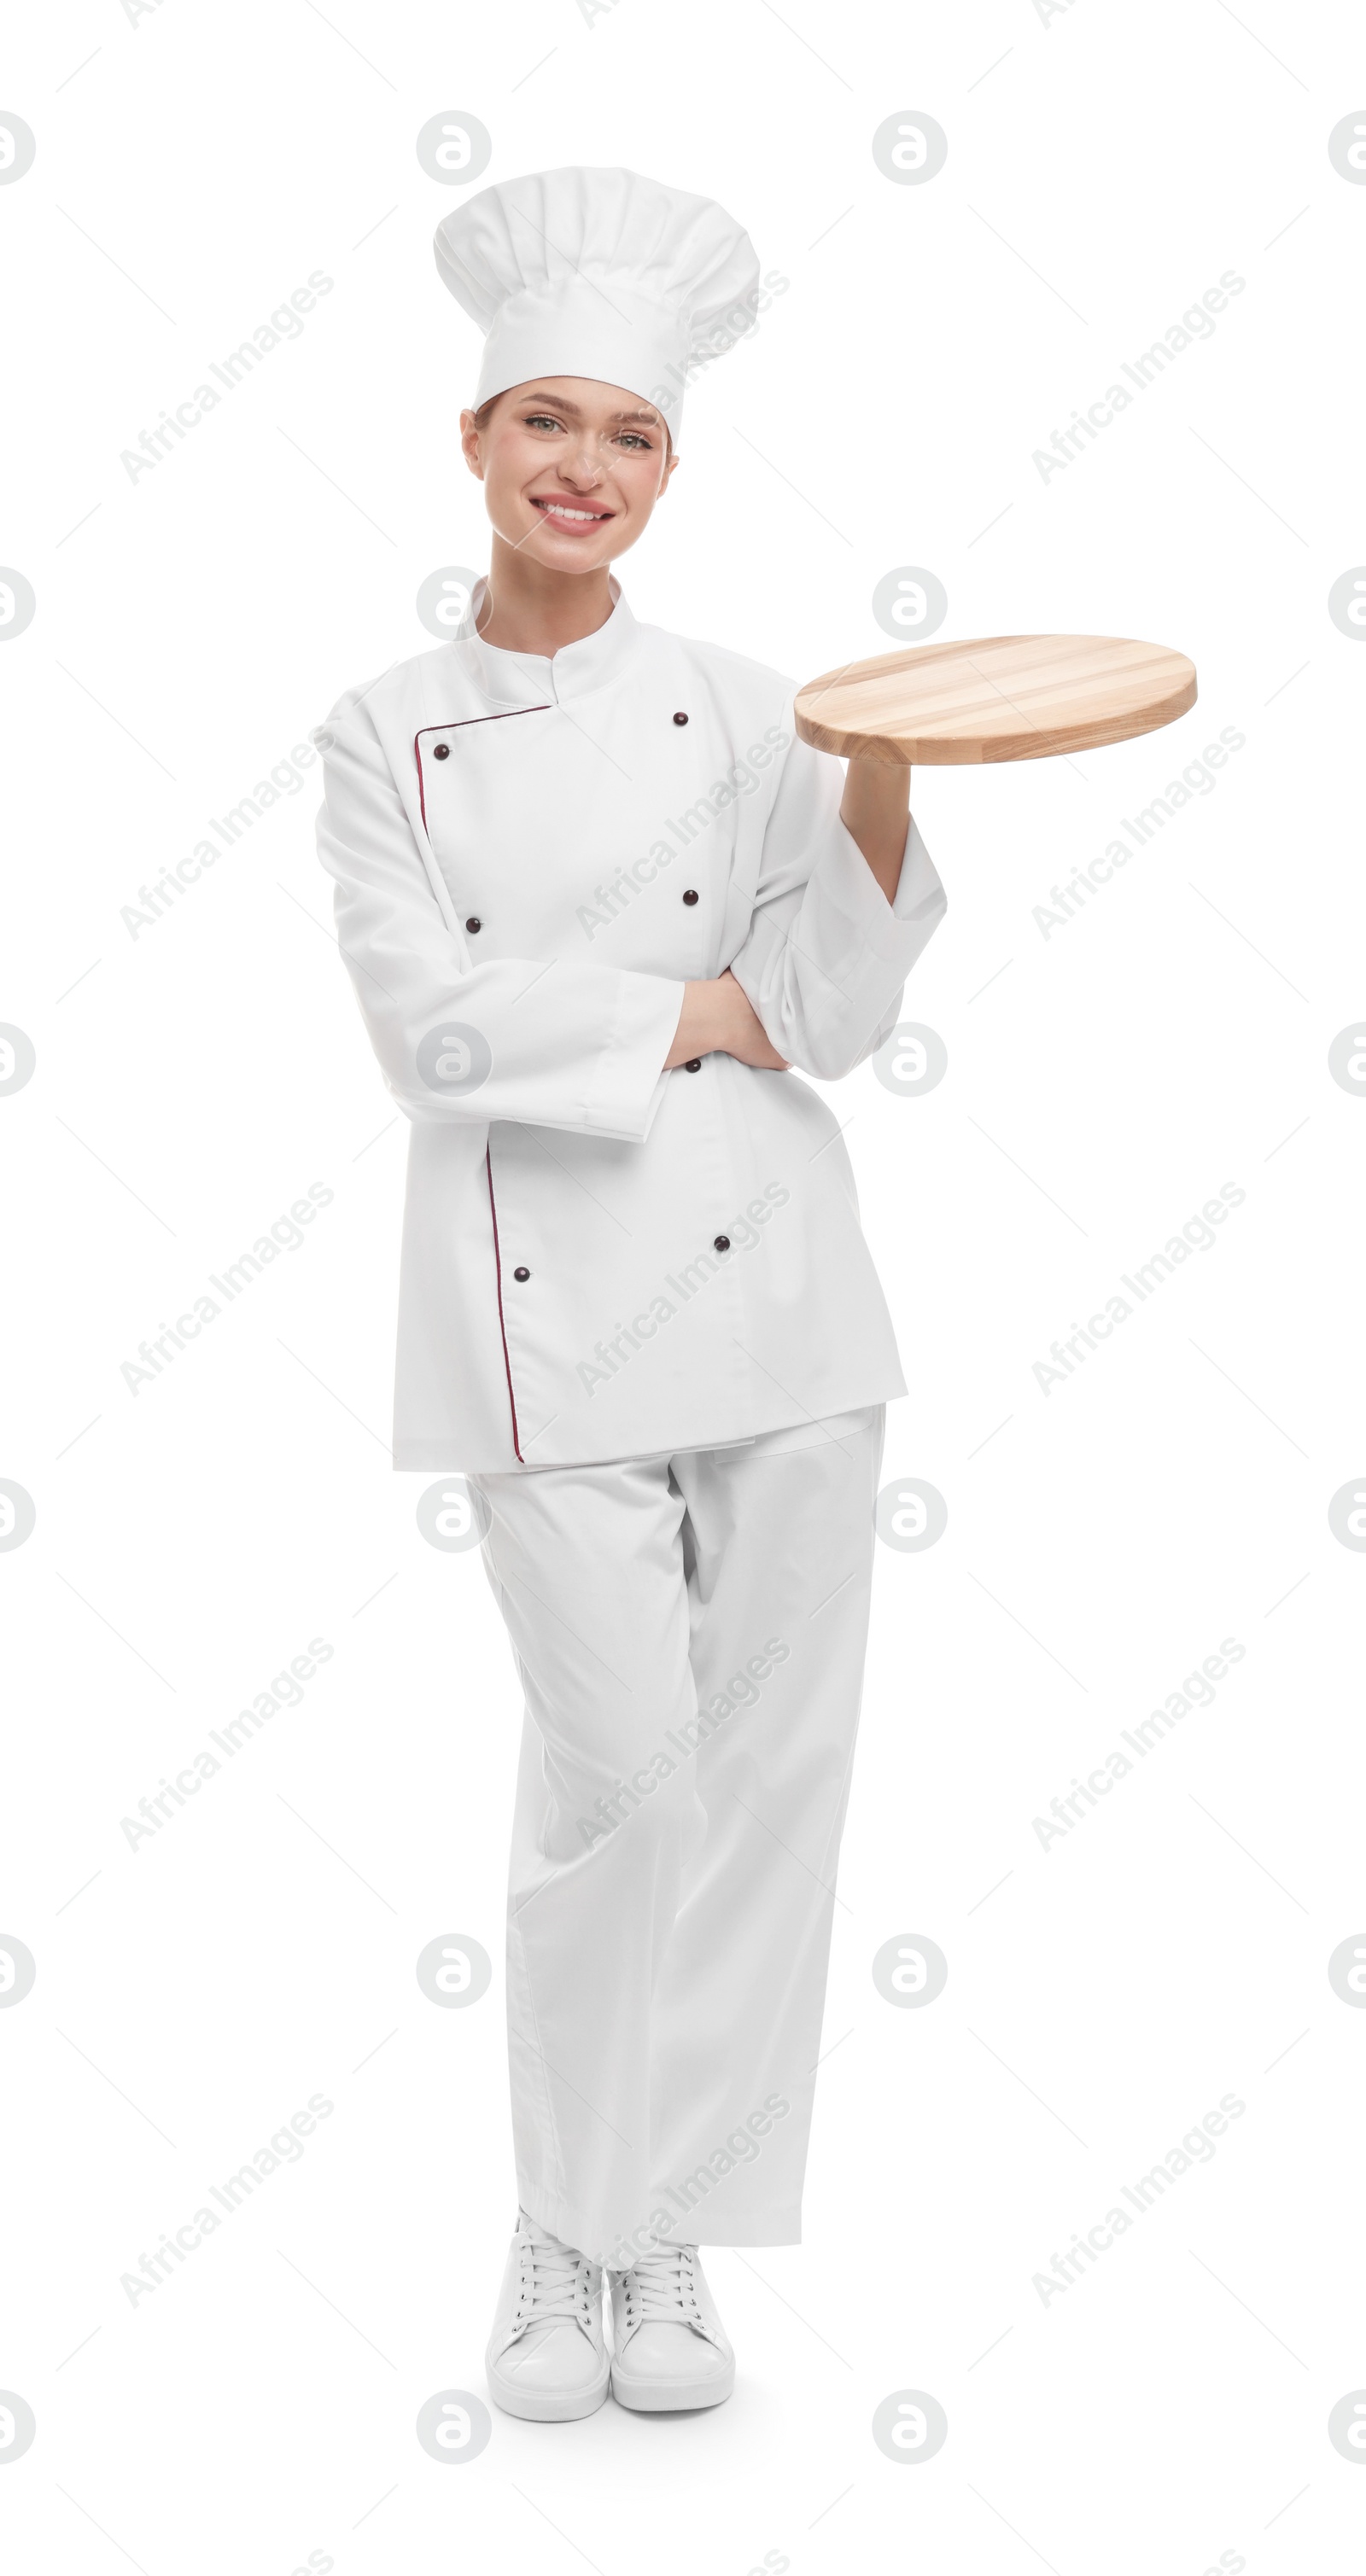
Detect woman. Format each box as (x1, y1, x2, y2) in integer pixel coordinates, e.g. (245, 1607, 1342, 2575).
(315, 165, 947, 2422)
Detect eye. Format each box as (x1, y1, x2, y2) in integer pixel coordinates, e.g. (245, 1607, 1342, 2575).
(522, 411, 563, 433)
(616, 430, 652, 451)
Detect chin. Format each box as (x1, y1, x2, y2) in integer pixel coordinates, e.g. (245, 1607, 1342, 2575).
(530, 530, 619, 571)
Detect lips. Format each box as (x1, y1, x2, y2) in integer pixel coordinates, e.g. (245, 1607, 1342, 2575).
(532, 497, 615, 528)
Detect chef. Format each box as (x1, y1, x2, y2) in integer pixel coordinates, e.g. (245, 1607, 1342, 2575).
(314, 164, 948, 2422)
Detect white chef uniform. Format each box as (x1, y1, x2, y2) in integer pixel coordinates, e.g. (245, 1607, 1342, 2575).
(314, 581, 946, 1468)
(313, 166, 948, 2263)
(469, 1405, 885, 2269)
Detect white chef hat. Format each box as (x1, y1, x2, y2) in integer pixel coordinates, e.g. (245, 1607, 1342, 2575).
(433, 165, 761, 442)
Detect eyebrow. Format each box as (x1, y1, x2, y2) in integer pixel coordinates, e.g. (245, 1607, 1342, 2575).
(518, 391, 663, 427)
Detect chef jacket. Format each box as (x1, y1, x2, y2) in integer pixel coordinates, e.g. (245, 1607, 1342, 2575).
(313, 583, 947, 1471)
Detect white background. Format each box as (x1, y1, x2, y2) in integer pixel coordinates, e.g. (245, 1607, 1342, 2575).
(3, 2, 1365, 2569)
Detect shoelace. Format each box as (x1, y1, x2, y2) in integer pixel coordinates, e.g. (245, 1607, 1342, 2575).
(514, 2234, 595, 2334)
(619, 2242, 704, 2329)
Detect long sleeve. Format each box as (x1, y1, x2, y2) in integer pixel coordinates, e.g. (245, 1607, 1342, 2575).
(314, 689, 686, 1140)
(726, 721, 948, 1079)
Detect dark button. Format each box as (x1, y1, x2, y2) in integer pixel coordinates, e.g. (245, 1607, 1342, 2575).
(714, 1235, 730, 1253)
(512, 1266, 530, 1282)
(682, 889, 698, 906)
(465, 916, 482, 934)
(684, 1058, 702, 1073)
(433, 743, 450, 760)
(673, 711, 689, 726)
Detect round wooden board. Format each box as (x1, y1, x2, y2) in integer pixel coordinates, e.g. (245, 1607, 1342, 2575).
(794, 633, 1197, 765)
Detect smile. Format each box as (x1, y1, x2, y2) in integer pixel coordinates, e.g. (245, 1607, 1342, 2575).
(532, 498, 614, 526)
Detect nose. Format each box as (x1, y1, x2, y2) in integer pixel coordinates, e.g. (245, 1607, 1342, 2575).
(559, 434, 604, 489)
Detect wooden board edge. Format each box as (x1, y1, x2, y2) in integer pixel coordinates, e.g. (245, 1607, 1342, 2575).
(793, 668, 1199, 766)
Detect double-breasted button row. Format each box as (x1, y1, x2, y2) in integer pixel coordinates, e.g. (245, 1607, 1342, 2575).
(512, 1266, 530, 1282)
(714, 1235, 730, 1253)
(428, 738, 482, 928)
(682, 889, 698, 906)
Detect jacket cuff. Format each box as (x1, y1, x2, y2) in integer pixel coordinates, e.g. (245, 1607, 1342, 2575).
(815, 813, 949, 965)
(582, 975, 686, 1142)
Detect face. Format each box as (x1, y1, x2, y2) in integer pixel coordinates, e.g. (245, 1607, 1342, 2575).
(460, 376, 677, 572)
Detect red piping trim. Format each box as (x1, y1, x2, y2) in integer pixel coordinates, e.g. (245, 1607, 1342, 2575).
(413, 706, 553, 834)
(485, 1142, 524, 1465)
(417, 704, 549, 1467)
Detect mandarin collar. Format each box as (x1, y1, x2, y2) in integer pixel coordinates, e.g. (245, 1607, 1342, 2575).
(458, 574, 639, 709)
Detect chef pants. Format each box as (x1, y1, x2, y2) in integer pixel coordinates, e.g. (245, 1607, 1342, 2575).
(467, 1405, 884, 2270)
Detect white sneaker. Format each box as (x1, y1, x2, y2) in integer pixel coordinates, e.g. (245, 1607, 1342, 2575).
(609, 2241, 735, 2411)
(486, 2210, 609, 2422)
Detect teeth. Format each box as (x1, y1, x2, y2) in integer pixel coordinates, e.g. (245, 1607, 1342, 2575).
(539, 502, 606, 522)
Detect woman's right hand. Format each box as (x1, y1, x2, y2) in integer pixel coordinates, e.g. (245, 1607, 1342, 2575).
(663, 971, 790, 1072)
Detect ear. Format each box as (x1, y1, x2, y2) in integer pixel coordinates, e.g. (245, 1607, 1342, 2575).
(458, 409, 485, 481)
(657, 449, 680, 498)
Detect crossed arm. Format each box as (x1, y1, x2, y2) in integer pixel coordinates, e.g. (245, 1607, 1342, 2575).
(317, 691, 939, 1132)
(663, 756, 912, 1071)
